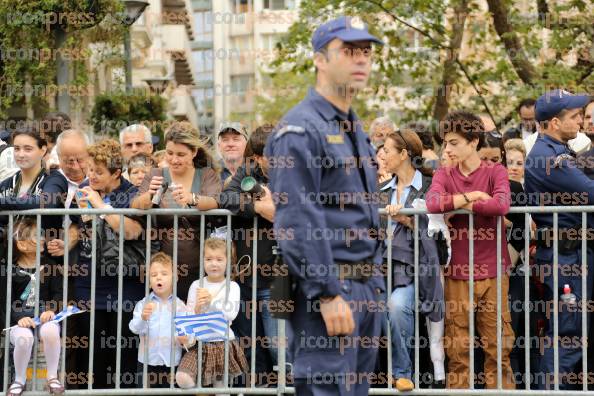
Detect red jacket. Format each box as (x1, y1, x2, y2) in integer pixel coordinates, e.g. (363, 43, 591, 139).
(426, 161, 511, 280)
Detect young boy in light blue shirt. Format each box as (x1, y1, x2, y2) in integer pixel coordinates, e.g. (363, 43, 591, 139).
(129, 252, 194, 388)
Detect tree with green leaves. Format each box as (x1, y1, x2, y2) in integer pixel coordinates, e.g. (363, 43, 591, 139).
(91, 90, 167, 145)
(267, 0, 593, 129)
(0, 0, 125, 118)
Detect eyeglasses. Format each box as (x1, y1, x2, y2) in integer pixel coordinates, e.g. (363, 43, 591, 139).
(321, 45, 373, 59)
(486, 130, 503, 139)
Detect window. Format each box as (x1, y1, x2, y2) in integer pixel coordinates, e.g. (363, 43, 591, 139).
(193, 50, 213, 74)
(193, 88, 214, 114)
(194, 11, 213, 41)
(261, 34, 280, 51)
(263, 0, 295, 10)
(231, 75, 253, 94)
(231, 0, 249, 14)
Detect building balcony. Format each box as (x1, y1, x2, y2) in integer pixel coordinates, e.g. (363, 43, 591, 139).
(169, 86, 199, 126)
(162, 0, 195, 40)
(131, 14, 153, 49)
(160, 24, 198, 85)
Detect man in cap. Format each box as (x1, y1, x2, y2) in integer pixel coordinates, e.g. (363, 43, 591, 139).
(265, 16, 385, 395)
(217, 121, 248, 185)
(524, 89, 594, 389)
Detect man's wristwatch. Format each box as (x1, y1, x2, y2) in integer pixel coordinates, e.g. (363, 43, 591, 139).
(191, 193, 199, 207)
(100, 204, 113, 219)
(463, 193, 471, 203)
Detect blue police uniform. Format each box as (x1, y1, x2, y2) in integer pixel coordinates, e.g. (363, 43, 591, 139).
(525, 133, 594, 389)
(265, 85, 385, 395)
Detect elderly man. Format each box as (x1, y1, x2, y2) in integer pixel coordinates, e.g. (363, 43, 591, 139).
(369, 116, 395, 149)
(120, 124, 154, 161)
(41, 129, 89, 243)
(217, 121, 248, 185)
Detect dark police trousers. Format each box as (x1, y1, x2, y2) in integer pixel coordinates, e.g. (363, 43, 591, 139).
(535, 246, 594, 390)
(292, 279, 383, 396)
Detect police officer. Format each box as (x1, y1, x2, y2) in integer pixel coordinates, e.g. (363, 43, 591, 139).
(524, 89, 594, 389)
(264, 16, 385, 396)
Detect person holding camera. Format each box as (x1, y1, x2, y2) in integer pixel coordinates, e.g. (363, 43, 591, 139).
(218, 124, 291, 385)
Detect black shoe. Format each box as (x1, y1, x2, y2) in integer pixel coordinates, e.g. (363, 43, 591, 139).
(432, 379, 446, 389)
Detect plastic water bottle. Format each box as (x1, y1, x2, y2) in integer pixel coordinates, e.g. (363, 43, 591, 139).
(560, 284, 577, 306)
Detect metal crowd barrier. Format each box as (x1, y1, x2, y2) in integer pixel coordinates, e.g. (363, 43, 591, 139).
(0, 206, 593, 395)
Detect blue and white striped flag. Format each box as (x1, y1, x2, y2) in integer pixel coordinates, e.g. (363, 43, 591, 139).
(175, 311, 228, 341)
(52, 306, 84, 323)
(3, 306, 85, 332)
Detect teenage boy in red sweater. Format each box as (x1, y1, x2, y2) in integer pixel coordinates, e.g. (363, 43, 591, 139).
(426, 111, 515, 389)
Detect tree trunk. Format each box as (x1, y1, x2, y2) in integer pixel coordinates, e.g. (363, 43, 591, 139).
(486, 0, 537, 85)
(432, 0, 469, 122)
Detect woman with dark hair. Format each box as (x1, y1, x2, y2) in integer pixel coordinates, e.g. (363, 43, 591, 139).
(0, 126, 48, 199)
(217, 124, 291, 386)
(380, 129, 445, 391)
(132, 121, 221, 301)
(478, 131, 506, 164)
(406, 122, 440, 170)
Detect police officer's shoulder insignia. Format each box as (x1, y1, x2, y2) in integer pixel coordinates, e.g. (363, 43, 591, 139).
(326, 134, 344, 144)
(274, 125, 305, 140)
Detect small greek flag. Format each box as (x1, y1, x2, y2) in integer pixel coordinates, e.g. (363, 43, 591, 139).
(175, 311, 228, 341)
(52, 306, 84, 323)
(2, 306, 85, 332)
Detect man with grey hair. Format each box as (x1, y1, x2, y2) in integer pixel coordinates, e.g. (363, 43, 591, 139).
(42, 129, 90, 246)
(369, 115, 395, 149)
(120, 124, 153, 162)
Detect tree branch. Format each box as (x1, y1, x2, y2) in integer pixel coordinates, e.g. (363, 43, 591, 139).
(364, 0, 450, 50)
(537, 0, 549, 19)
(364, 0, 495, 121)
(433, 0, 469, 121)
(485, 0, 537, 85)
(578, 59, 594, 84)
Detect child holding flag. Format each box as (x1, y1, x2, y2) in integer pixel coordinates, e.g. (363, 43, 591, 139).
(1, 217, 64, 395)
(176, 237, 248, 391)
(129, 252, 194, 388)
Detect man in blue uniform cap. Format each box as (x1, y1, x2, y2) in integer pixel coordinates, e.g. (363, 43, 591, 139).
(264, 16, 385, 396)
(524, 89, 593, 389)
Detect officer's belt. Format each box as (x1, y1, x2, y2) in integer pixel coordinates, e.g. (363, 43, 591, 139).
(535, 227, 594, 252)
(336, 261, 375, 282)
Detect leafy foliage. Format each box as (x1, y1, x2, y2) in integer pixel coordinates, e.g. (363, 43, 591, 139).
(90, 91, 167, 144)
(267, 0, 594, 128)
(0, 0, 125, 117)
